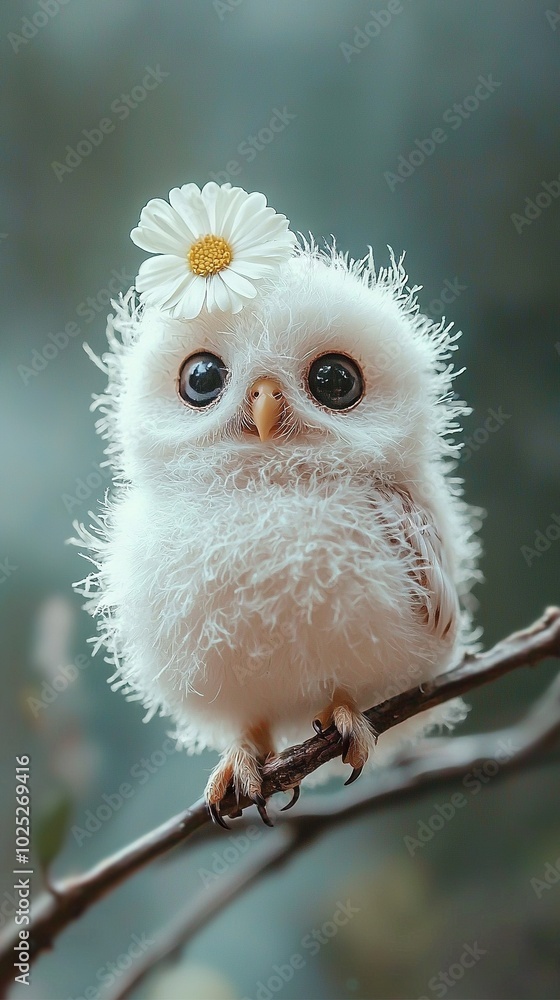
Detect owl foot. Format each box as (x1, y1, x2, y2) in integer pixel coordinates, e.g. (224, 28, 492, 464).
(206, 732, 274, 828)
(313, 698, 378, 785)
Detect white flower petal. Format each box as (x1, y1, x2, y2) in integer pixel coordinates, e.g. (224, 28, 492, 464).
(174, 277, 207, 320)
(230, 294, 245, 313)
(233, 220, 295, 255)
(136, 258, 202, 316)
(131, 198, 197, 253)
(200, 182, 224, 232)
(136, 255, 187, 293)
(236, 212, 291, 249)
(130, 225, 182, 255)
(168, 182, 200, 204)
(213, 186, 252, 240)
(168, 184, 211, 239)
(138, 278, 190, 310)
(233, 246, 294, 268)
(225, 192, 269, 241)
(204, 275, 217, 313)
(227, 260, 273, 279)
(159, 274, 198, 312)
(220, 268, 258, 299)
(207, 275, 232, 313)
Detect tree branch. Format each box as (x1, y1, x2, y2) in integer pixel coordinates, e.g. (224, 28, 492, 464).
(245, 605, 560, 801)
(0, 606, 559, 996)
(108, 668, 560, 1000)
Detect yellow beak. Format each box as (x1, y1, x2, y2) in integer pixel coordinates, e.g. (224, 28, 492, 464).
(249, 377, 284, 441)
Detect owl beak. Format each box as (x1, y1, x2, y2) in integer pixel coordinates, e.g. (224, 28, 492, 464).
(249, 377, 284, 442)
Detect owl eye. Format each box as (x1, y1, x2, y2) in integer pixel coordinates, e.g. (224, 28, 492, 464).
(178, 352, 228, 408)
(307, 353, 364, 411)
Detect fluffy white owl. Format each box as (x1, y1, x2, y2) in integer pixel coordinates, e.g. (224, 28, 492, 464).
(72, 182, 481, 826)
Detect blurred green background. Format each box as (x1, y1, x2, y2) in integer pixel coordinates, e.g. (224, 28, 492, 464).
(1, 1, 559, 998)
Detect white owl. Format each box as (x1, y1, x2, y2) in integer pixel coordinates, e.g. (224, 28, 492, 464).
(72, 182, 481, 826)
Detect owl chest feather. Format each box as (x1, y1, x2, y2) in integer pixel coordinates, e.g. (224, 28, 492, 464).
(109, 469, 454, 739)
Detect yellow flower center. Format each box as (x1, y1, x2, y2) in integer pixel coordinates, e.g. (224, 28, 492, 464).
(188, 234, 233, 277)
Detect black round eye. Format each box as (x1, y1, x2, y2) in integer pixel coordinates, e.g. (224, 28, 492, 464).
(307, 353, 364, 410)
(178, 352, 228, 408)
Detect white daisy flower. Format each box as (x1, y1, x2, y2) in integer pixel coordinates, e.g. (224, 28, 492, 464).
(130, 181, 296, 319)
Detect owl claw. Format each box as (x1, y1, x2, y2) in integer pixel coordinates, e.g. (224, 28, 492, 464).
(344, 765, 363, 786)
(280, 785, 300, 811)
(312, 718, 326, 737)
(341, 732, 351, 763)
(253, 793, 274, 827)
(312, 719, 336, 739)
(209, 802, 230, 829)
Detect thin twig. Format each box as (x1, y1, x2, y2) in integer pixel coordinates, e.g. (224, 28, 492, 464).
(107, 671, 560, 1000)
(0, 607, 558, 996)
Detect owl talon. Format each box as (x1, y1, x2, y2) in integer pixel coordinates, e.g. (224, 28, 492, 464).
(344, 765, 363, 786)
(209, 802, 230, 829)
(341, 732, 351, 763)
(258, 803, 274, 827)
(280, 785, 300, 811)
(313, 719, 336, 739)
(252, 794, 274, 827)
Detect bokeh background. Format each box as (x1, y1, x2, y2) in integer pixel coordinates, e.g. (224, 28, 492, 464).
(1, 1, 559, 997)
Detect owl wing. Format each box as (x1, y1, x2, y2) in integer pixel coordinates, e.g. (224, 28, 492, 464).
(371, 483, 458, 640)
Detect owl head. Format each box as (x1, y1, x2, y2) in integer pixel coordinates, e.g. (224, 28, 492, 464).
(92, 184, 467, 494)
